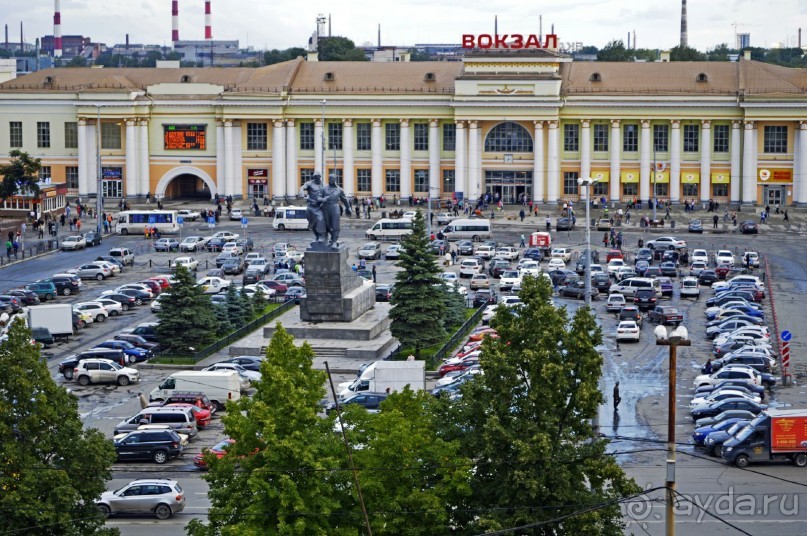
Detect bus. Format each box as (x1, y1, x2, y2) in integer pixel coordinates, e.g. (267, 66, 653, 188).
(442, 218, 492, 241)
(115, 210, 179, 235)
(365, 218, 413, 240)
(272, 206, 308, 231)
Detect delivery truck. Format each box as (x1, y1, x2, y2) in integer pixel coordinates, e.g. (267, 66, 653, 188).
(27, 304, 74, 340)
(722, 409, 807, 468)
(338, 360, 426, 400)
(529, 232, 552, 254)
(149, 371, 241, 411)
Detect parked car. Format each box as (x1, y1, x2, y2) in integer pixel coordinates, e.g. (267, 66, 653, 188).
(177, 209, 201, 221)
(113, 430, 183, 464)
(221, 257, 245, 275)
(206, 237, 228, 252)
(473, 289, 498, 307)
(698, 270, 719, 286)
(74, 263, 111, 281)
(172, 256, 198, 272)
(5, 288, 39, 306)
(523, 247, 544, 262)
(154, 238, 180, 252)
(179, 236, 207, 252)
(559, 280, 598, 300)
(457, 240, 475, 256)
(384, 244, 403, 260)
(470, 274, 491, 290)
(648, 305, 683, 325)
(358, 242, 382, 260)
(616, 320, 641, 342)
(73, 302, 109, 323)
(72, 358, 140, 386)
(61, 235, 86, 251)
(556, 217, 574, 231)
(688, 219, 703, 233)
(83, 231, 103, 247)
(94, 340, 152, 362)
(605, 293, 626, 313)
(193, 438, 236, 470)
(619, 306, 643, 326)
(740, 221, 759, 234)
(325, 392, 388, 414)
(647, 236, 686, 250)
(375, 284, 393, 302)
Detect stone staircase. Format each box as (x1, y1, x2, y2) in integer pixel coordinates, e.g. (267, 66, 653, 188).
(309, 346, 348, 360)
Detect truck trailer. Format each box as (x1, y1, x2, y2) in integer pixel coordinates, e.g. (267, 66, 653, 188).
(27, 304, 74, 340)
(722, 409, 807, 467)
(338, 360, 426, 400)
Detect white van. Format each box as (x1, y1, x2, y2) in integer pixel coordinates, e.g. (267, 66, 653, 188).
(442, 219, 492, 242)
(366, 219, 413, 240)
(149, 371, 241, 411)
(608, 277, 661, 299)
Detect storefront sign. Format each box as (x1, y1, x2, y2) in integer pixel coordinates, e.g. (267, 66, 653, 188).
(711, 171, 730, 184)
(102, 167, 123, 179)
(759, 168, 792, 182)
(248, 168, 268, 177)
(653, 171, 670, 183)
(620, 171, 639, 183)
(681, 172, 700, 184)
(462, 33, 559, 50)
(591, 170, 610, 183)
(248, 178, 268, 185)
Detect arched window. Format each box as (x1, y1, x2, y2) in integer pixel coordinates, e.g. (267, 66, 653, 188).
(484, 122, 533, 153)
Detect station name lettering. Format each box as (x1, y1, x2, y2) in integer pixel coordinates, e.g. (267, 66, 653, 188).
(462, 33, 559, 50)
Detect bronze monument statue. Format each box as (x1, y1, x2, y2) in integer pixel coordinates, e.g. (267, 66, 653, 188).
(299, 173, 351, 249)
(322, 175, 352, 248)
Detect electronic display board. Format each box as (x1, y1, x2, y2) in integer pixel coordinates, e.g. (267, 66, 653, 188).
(163, 124, 207, 150)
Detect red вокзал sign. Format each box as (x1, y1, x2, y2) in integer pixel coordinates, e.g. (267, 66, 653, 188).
(462, 33, 559, 49)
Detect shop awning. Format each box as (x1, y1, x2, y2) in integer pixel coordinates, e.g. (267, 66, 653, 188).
(653, 171, 669, 184)
(591, 170, 610, 183)
(711, 171, 730, 184)
(681, 171, 700, 184)
(620, 171, 639, 183)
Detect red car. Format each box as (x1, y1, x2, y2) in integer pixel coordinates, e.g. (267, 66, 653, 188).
(138, 279, 162, 295)
(469, 328, 498, 342)
(165, 403, 212, 427)
(258, 280, 288, 294)
(438, 357, 480, 378)
(194, 438, 235, 469)
(606, 250, 624, 262)
(715, 265, 732, 279)
(148, 275, 173, 289)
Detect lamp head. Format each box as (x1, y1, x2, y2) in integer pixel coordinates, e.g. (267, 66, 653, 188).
(654, 325, 668, 341)
(669, 326, 689, 344)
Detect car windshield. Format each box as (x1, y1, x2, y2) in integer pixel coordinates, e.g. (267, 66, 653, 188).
(734, 424, 755, 442)
(108, 361, 123, 370)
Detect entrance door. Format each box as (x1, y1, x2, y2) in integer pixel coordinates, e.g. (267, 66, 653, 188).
(251, 184, 266, 198)
(484, 171, 533, 204)
(764, 186, 785, 207)
(102, 179, 122, 198)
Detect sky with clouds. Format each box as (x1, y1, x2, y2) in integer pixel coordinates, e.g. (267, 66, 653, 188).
(2, 0, 805, 51)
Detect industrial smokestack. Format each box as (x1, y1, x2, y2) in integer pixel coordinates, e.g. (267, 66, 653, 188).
(53, 0, 62, 57)
(20, 21, 23, 52)
(633, 30, 637, 49)
(377, 24, 380, 48)
(627, 32, 630, 49)
(328, 13, 331, 37)
(495, 15, 498, 38)
(800, 28, 803, 49)
(204, 0, 212, 40)
(172, 0, 179, 42)
(539, 15, 543, 41)
(126, 33, 130, 50)
(4, 24, 7, 51)
(680, 0, 688, 47)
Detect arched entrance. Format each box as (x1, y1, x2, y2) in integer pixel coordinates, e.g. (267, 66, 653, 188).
(155, 166, 217, 201)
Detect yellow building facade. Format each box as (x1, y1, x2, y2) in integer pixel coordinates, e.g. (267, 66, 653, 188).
(1, 48, 806, 206)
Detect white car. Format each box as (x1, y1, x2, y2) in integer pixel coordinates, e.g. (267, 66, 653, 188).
(742, 251, 760, 268)
(212, 231, 240, 240)
(705, 301, 760, 317)
(694, 366, 760, 388)
(443, 282, 468, 296)
(499, 270, 522, 290)
(689, 389, 762, 409)
(590, 264, 605, 274)
(244, 253, 267, 265)
(691, 249, 709, 264)
(402, 211, 418, 219)
(648, 236, 686, 250)
(179, 236, 208, 252)
(606, 293, 626, 312)
(73, 302, 109, 323)
(177, 209, 201, 221)
(712, 275, 765, 293)
(61, 235, 86, 251)
(91, 260, 121, 275)
(546, 258, 566, 270)
(384, 244, 404, 259)
(550, 248, 572, 263)
(436, 212, 457, 225)
(221, 242, 244, 255)
(615, 320, 641, 342)
(680, 276, 700, 298)
(459, 259, 482, 277)
(243, 284, 276, 298)
(230, 208, 244, 221)
(519, 261, 541, 278)
(715, 250, 735, 267)
(607, 259, 625, 276)
(475, 245, 495, 260)
(202, 362, 260, 388)
(150, 293, 165, 312)
(495, 247, 519, 261)
(94, 298, 123, 316)
(197, 276, 231, 294)
(272, 243, 293, 257)
(441, 272, 459, 284)
(173, 256, 198, 271)
(689, 261, 708, 276)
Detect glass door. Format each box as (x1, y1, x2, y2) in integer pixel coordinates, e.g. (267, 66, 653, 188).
(102, 179, 122, 198)
(764, 186, 784, 207)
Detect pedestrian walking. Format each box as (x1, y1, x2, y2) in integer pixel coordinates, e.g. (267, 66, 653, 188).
(519, 234, 526, 248)
(602, 233, 609, 248)
(784, 210, 790, 221)
(712, 214, 719, 229)
(5, 239, 11, 260)
(519, 209, 525, 222)
(613, 382, 621, 411)
(145, 192, 151, 204)
(371, 265, 377, 283)
(545, 216, 552, 231)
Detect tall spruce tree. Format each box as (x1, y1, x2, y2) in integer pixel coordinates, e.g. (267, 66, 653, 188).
(155, 265, 217, 354)
(441, 282, 467, 329)
(389, 211, 446, 357)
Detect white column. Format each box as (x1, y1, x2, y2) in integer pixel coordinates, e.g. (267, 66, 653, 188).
(477, 127, 482, 200)
(730, 121, 742, 204)
(454, 121, 467, 197)
(429, 119, 440, 197)
(533, 121, 545, 202)
(640, 120, 651, 203)
(580, 119, 591, 182)
(216, 121, 224, 199)
(77, 118, 89, 194)
(699, 121, 712, 203)
(285, 120, 297, 198)
(223, 120, 234, 196)
(371, 119, 383, 197)
(670, 120, 681, 203)
(124, 119, 138, 198)
(742, 121, 756, 204)
(547, 120, 560, 203)
(233, 122, 243, 197)
(609, 119, 621, 202)
(272, 120, 286, 199)
(467, 121, 479, 201)
(138, 119, 149, 197)
(793, 127, 800, 206)
(797, 122, 807, 206)
(399, 119, 411, 199)
(87, 120, 98, 196)
(342, 119, 354, 197)
(314, 119, 324, 175)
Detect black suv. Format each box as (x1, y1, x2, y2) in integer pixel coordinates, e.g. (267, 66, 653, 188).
(488, 259, 511, 278)
(635, 248, 653, 265)
(59, 349, 128, 379)
(41, 275, 81, 296)
(457, 240, 475, 256)
(634, 288, 658, 311)
(713, 355, 771, 373)
(129, 323, 159, 342)
(592, 273, 611, 293)
(113, 430, 183, 464)
(473, 289, 498, 308)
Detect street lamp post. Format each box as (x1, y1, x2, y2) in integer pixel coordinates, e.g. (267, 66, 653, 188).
(95, 106, 103, 235)
(320, 99, 327, 177)
(654, 325, 691, 536)
(577, 177, 600, 306)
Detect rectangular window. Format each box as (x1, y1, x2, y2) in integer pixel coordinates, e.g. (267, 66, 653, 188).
(246, 122, 267, 150)
(9, 121, 22, 147)
(442, 169, 455, 192)
(713, 125, 729, 153)
(300, 168, 315, 187)
(682, 184, 699, 197)
(653, 124, 669, 152)
(593, 124, 609, 152)
(328, 122, 342, 150)
(622, 183, 638, 196)
(683, 124, 699, 153)
(655, 184, 669, 197)
(385, 169, 401, 192)
(385, 123, 400, 151)
(299, 123, 315, 151)
(414, 169, 428, 193)
(593, 182, 608, 197)
(101, 123, 121, 149)
(64, 122, 78, 149)
(763, 126, 788, 154)
(66, 166, 79, 189)
(623, 124, 638, 152)
(564, 124, 579, 152)
(37, 122, 50, 148)
(712, 184, 728, 197)
(327, 168, 343, 185)
(38, 166, 52, 181)
(413, 123, 429, 151)
(356, 123, 371, 151)
(563, 171, 579, 195)
(357, 169, 371, 192)
(442, 123, 456, 152)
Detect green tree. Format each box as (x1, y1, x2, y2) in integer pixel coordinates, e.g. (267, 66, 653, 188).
(706, 43, 733, 61)
(0, 319, 119, 536)
(263, 47, 306, 65)
(0, 150, 42, 200)
(408, 48, 431, 61)
(441, 282, 466, 329)
(389, 212, 446, 357)
(239, 288, 255, 319)
(579, 45, 599, 55)
(213, 304, 232, 336)
(596, 40, 632, 61)
(155, 265, 217, 354)
(318, 37, 367, 61)
(186, 325, 353, 535)
(444, 276, 639, 533)
(250, 287, 269, 316)
(223, 284, 247, 323)
(67, 55, 87, 67)
(670, 45, 706, 61)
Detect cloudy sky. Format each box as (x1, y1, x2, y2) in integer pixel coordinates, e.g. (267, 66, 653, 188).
(2, 0, 805, 51)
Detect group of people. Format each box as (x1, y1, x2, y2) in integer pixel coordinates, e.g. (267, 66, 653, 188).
(602, 230, 625, 250)
(5, 230, 21, 260)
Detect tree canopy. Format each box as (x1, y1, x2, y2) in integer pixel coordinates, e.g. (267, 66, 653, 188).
(0, 319, 118, 536)
(155, 265, 217, 355)
(263, 47, 306, 65)
(596, 40, 633, 62)
(318, 37, 367, 61)
(0, 150, 42, 200)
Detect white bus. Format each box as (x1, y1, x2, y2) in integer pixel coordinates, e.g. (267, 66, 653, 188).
(116, 210, 179, 235)
(366, 218, 413, 240)
(272, 206, 308, 231)
(442, 218, 492, 241)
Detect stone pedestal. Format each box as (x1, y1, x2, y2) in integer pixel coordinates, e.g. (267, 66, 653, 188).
(299, 245, 375, 322)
